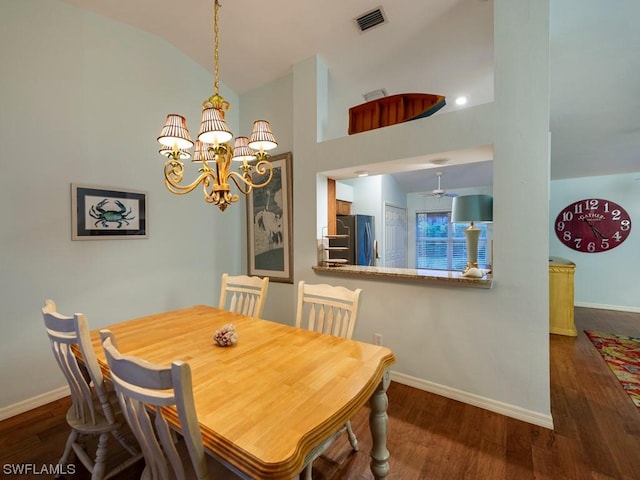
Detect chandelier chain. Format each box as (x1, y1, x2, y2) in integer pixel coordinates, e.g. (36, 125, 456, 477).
(213, 0, 220, 96)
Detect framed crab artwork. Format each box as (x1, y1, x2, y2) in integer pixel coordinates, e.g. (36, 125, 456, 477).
(71, 184, 148, 240)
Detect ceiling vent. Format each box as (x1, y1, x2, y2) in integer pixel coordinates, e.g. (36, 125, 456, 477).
(355, 7, 387, 32)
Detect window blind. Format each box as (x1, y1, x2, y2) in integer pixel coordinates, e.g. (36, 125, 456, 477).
(416, 211, 488, 270)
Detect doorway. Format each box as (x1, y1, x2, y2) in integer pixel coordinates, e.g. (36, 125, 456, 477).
(384, 203, 408, 268)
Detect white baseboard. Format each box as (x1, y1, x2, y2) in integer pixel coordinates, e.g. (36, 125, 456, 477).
(390, 371, 554, 429)
(574, 302, 640, 314)
(2, 372, 558, 429)
(0, 386, 70, 421)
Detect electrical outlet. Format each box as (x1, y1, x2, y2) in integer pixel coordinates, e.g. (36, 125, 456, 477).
(374, 333, 383, 346)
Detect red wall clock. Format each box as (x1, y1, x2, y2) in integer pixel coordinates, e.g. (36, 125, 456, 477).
(554, 198, 632, 253)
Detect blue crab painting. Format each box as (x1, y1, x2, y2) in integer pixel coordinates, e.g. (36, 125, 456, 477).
(89, 199, 135, 228)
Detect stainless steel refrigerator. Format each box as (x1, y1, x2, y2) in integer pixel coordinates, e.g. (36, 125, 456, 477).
(333, 214, 376, 266)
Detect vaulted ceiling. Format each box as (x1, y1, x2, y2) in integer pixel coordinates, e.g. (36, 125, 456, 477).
(59, 0, 640, 192)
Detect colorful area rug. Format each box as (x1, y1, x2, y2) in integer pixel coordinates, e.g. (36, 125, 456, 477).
(585, 330, 640, 411)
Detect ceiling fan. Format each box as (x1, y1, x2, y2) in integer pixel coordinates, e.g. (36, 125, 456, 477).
(421, 172, 458, 198)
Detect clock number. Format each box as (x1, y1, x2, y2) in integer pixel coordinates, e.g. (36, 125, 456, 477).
(587, 242, 596, 252)
(612, 231, 622, 242)
(573, 238, 582, 249)
(586, 199, 599, 210)
(562, 212, 573, 222)
(620, 219, 630, 231)
(574, 203, 583, 214)
(611, 209, 621, 220)
(563, 231, 572, 242)
(600, 238, 610, 250)
(604, 202, 610, 212)
(557, 221, 565, 231)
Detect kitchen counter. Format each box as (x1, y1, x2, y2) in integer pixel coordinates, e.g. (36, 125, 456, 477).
(312, 265, 493, 289)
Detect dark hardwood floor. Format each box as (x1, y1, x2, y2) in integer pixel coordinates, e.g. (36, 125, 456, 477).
(2, 307, 639, 479)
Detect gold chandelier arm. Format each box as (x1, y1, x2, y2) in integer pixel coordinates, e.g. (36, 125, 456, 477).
(196, 153, 240, 211)
(201, 174, 227, 201)
(227, 159, 274, 195)
(164, 160, 216, 195)
(200, 174, 219, 204)
(243, 160, 273, 188)
(251, 160, 274, 188)
(202, 177, 238, 212)
(227, 171, 254, 195)
(222, 191, 239, 209)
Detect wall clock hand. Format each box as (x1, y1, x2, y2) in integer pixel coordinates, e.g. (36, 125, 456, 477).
(592, 225, 607, 239)
(583, 218, 601, 238)
(583, 218, 608, 239)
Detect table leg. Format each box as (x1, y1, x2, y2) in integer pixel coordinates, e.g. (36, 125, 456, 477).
(369, 369, 391, 479)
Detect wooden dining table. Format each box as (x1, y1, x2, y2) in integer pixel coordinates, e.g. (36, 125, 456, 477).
(89, 305, 396, 479)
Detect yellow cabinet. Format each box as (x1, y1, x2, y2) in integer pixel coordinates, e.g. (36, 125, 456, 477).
(549, 257, 577, 336)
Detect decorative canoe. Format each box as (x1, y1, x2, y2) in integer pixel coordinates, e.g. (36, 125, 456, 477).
(348, 93, 446, 135)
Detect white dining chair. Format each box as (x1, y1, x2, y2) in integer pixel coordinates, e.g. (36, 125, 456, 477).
(218, 273, 269, 317)
(41, 299, 142, 480)
(295, 281, 362, 340)
(294, 281, 363, 479)
(100, 330, 242, 480)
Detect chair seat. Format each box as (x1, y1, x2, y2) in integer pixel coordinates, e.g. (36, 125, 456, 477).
(64, 391, 123, 433)
(64, 405, 121, 433)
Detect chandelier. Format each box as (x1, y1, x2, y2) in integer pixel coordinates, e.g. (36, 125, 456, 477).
(156, 0, 277, 211)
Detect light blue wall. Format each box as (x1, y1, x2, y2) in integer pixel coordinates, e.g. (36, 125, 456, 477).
(284, 0, 552, 427)
(550, 173, 640, 311)
(0, 0, 243, 410)
(263, 1, 638, 433)
(2, 0, 590, 430)
(238, 74, 295, 322)
(35, 0, 543, 427)
(382, 175, 408, 210)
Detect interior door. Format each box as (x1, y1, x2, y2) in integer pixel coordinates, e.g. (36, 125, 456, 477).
(384, 204, 408, 268)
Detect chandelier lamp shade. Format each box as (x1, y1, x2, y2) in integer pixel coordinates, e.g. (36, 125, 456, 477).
(156, 0, 277, 211)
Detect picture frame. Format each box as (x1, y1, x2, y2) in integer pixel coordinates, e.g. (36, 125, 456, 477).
(71, 184, 148, 240)
(246, 152, 293, 283)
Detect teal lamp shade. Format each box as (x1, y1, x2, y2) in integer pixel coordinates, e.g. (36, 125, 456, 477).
(451, 195, 493, 224)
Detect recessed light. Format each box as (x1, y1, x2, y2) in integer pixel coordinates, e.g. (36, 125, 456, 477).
(455, 96, 468, 106)
(355, 170, 369, 177)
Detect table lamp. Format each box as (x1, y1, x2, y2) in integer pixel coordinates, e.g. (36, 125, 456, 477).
(451, 194, 493, 272)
